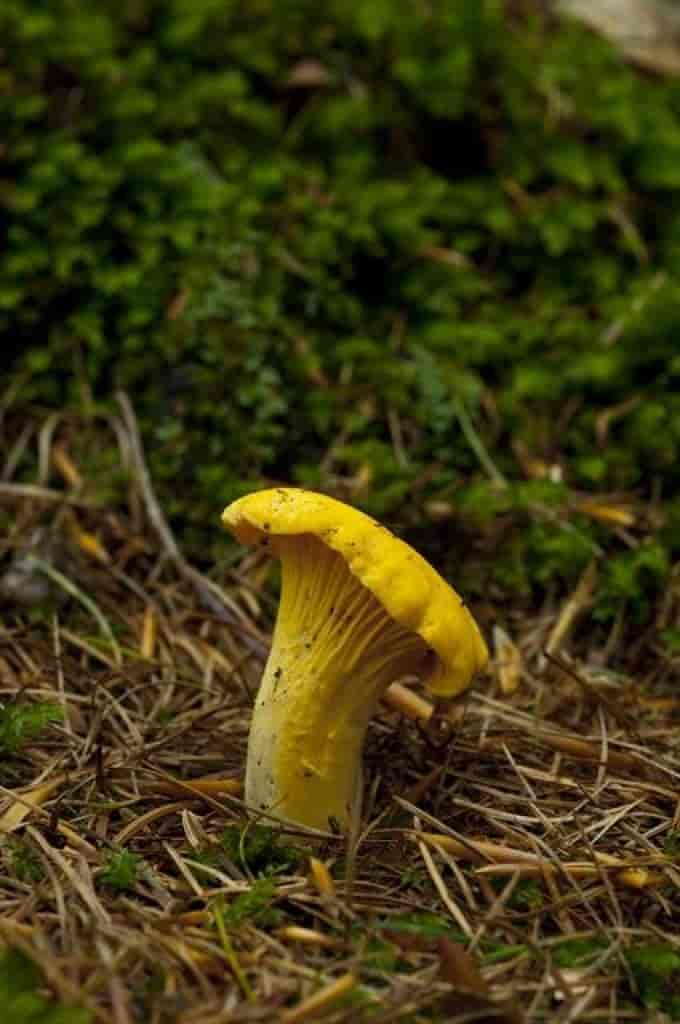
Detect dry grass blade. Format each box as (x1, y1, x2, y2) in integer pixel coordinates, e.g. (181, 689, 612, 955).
(31, 556, 122, 665)
(280, 972, 357, 1023)
(0, 776, 65, 832)
(544, 561, 597, 658)
(309, 857, 336, 898)
(0, 482, 98, 506)
(277, 927, 344, 949)
(414, 831, 544, 865)
(148, 775, 243, 798)
(493, 625, 522, 696)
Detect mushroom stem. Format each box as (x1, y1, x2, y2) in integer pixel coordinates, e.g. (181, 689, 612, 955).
(245, 535, 428, 831)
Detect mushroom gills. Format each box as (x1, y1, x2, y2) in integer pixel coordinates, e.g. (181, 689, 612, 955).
(245, 534, 429, 830)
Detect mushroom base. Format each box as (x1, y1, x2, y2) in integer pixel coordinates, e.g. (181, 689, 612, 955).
(245, 535, 429, 831)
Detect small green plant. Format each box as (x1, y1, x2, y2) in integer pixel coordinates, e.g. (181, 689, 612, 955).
(552, 936, 608, 968)
(0, 701, 63, 756)
(626, 943, 680, 1017)
(508, 879, 544, 911)
(100, 848, 142, 891)
(660, 629, 680, 656)
(4, 836, 45, 883)
(377, 911, 464, 939)
(663, 830, 680, 859)
(483, 942, 528, 965)
(373, 914, 526, 968)
(221, 824, 303, 876)
(357, 937, 402, 973)
(594, 542, 670, 623)
(210, 880, 282, 1001)
(214, 877, 280, 929)
(0, 947, 91, 1023)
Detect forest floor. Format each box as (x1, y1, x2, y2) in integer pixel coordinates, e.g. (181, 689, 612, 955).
(0, 404, 678, 1023)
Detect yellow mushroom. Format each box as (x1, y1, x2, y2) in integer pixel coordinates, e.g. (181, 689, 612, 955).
(222, 488, 487, 831)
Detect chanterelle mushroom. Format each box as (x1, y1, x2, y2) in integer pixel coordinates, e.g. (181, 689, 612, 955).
(222, 488, 487, 831)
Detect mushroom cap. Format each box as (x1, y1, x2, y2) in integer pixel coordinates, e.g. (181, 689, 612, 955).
(222, 488, 488, 696)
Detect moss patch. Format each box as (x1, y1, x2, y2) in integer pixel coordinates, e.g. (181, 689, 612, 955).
(4, 1, 680, 625)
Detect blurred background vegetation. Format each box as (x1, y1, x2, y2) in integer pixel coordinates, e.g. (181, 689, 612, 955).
(3, 0, 680, 642)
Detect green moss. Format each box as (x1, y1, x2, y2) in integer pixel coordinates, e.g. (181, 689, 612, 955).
(508, 879, 544, 912)
(552, 936, 608, 968)
(0, 947, 91, 1024)
(213, 877, 280, 929)
(626, 943, 680, 1018)
(3, 837, 45, 884)
(594, 541, 670, 623)
(4, 1, 680, 620)
(376, 911, 464, 939)
(220, 824, 304, 876)
(355, 936, 403, 974)
(0, 701, 63, 756)
(663, 830, 680, 859)
(100, 848, 143, 891)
